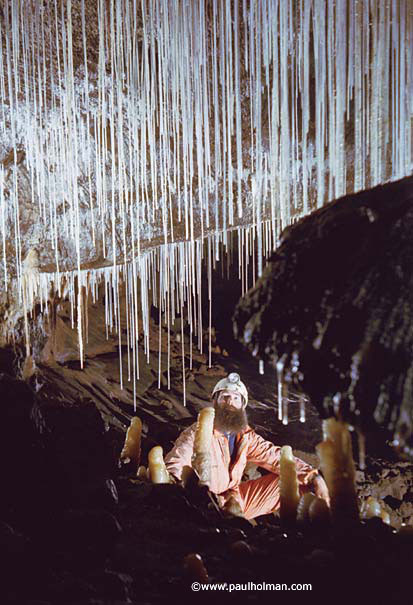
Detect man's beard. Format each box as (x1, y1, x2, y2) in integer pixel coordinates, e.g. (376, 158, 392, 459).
(213, 403, 248, 433)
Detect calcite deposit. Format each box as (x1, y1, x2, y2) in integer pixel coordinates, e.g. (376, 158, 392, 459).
(234, 176, 413, 458)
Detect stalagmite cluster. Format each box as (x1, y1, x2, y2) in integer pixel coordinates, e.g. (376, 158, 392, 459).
(122, 409, 406, 531)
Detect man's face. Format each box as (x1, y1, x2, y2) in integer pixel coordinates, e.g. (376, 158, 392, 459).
(213, 389, 248, 433)
(216, 389, 244, 410)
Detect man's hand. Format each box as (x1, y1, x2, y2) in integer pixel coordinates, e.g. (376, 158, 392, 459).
(312, 475, 330, 506)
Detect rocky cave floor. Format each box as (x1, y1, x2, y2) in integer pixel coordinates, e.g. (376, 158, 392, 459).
(1, 315, 413, 604)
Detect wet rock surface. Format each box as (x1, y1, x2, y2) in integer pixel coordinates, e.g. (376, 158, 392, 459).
(233, 175, 413, 457)
(357, 460, 413, 529)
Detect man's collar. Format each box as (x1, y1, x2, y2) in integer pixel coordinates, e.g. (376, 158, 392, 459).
(213, 425, 252, 436)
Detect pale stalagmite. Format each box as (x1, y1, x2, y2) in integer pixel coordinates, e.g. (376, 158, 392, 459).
(381, 511, 391, 525)
(192, 407, 215, 486)
(360, 498, 391, 525)
(119, 416, 143, 469)
(361, 496, 382, 520)
(316, 418, 359, 524)
(279, 445, 300, 524)
(137, 466, 148, 481)
(297, 492, 317, 524)
(148, 446, 171, 484)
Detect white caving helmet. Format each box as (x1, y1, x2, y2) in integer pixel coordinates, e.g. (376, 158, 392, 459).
(212, 373, 248, 406)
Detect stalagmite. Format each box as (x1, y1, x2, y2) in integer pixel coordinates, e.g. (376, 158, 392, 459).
(230, 540, 252, 558)
(297, 492, 317, 524)
(183, 553, 209, 583)
(279, 445, 300, 524)
(316, 418, 359, 524)
(192, 407, 215, 486)
(297, 490, 331, 526)
(137, 466, 148, 481)
(360, 496, 382, 519)
(360, 496, 391, 524)
(148, 445, 171, 484)
(357, 429, 366, 470)
(119, 416, 142, 468)
(381, 511, 391, 525)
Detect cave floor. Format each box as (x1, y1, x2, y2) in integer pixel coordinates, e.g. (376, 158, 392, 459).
(2, 308, 412, 603)
(4, 472, 410, 604)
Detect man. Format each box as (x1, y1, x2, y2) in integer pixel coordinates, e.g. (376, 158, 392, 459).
(165, 372, 329, 520)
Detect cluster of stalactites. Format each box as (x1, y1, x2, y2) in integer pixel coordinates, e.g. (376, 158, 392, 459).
(0, 0, 412, 297)
(14, 223, 275, 406)
(0, 0, 411, 453)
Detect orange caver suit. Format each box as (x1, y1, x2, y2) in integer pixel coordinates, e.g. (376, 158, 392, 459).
(165, 423, 318, 520)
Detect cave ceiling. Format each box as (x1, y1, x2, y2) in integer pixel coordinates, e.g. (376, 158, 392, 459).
(0, 0, 412, 443)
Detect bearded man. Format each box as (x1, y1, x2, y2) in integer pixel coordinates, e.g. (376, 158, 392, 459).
(165, 373, 329, 520)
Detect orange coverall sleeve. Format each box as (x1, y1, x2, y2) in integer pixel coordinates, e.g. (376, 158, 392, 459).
(164, 424, 196, 481)
(246, 433, 318, 486)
